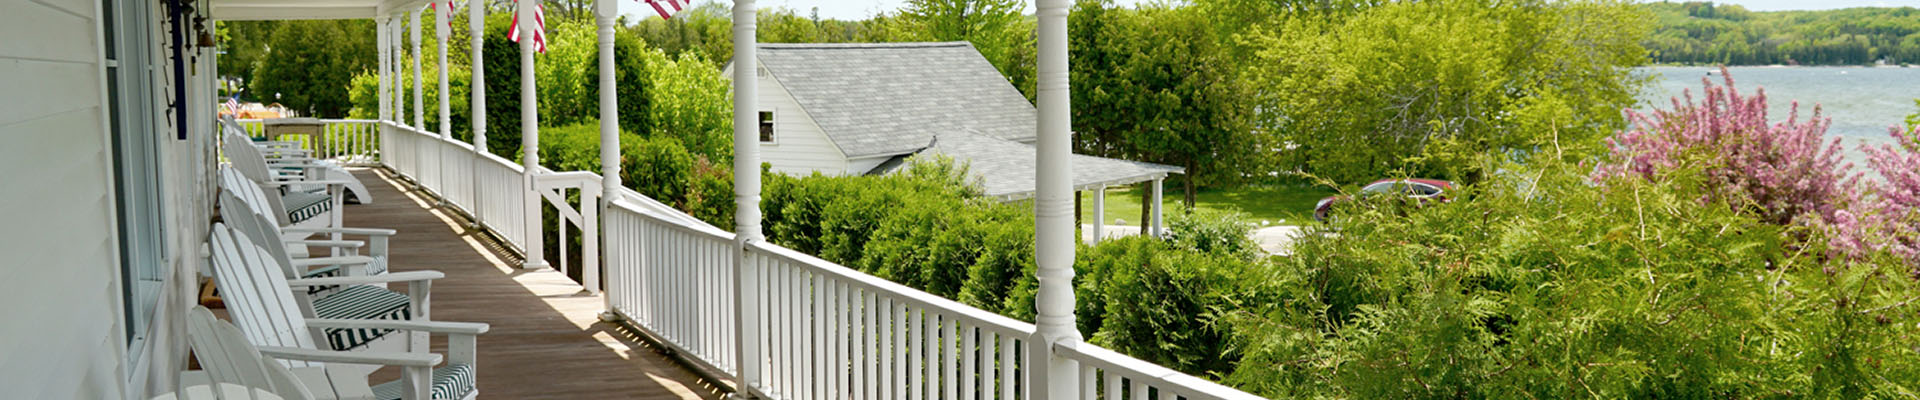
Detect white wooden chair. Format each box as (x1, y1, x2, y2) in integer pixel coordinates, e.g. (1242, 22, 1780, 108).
(220, 189, 392, 279)
(221, 117, 372, 204)
(207, 222, 480, 387)
(188, 306, 473, 400)
(219, 149, 345, 235)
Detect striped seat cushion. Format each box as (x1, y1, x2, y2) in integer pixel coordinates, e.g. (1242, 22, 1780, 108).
(312, 285, 411, 351)
(370, 363, 476, 400)
(282, 191, 332, 223)
(300, 265, 343, 297)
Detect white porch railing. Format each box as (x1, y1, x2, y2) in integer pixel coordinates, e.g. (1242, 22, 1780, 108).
(231, 119, 382, 166)
(375, 122, 1263, 400)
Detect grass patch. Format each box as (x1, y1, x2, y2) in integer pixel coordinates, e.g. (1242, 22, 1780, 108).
(1078, 184, 1335, 227)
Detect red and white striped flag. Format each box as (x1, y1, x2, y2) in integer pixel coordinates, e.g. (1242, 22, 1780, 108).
(509, 0, 548, 53)
(641, 0, 684, 20)
(427, 0, 453, 29)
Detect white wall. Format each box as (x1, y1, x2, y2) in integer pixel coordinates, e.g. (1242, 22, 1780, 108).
(755, 68, 851, 176)
(0, 0, 214, 397)
(0, 0, 129, 398)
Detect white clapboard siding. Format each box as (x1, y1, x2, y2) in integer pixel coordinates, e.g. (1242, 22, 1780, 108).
(0, 0, 125, 398)
(756, 68, 853, 176)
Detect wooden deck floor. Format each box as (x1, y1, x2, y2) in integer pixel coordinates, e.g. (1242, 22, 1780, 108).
(340, 168, 724, 399)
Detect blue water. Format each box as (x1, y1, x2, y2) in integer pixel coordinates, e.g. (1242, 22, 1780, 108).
(1636, 66, 1920, 167)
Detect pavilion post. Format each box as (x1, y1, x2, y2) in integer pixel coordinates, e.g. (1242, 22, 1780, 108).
(1032, 0, 1080, 398)
(731, 0, 766, 395)
(468, 0, 486, 228)
(1151, 177, 1164, 237)
(1090, 186, 1104, 245)
(518, 0, 548, 270)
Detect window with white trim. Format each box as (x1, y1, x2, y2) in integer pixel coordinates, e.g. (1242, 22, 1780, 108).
(759, 111, 775, 143)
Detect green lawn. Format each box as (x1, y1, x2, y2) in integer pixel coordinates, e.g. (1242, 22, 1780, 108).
(1078, 184, 1336, 227)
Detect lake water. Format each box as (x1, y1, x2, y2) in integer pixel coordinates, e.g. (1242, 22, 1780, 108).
(1636, 66, 1920, 167)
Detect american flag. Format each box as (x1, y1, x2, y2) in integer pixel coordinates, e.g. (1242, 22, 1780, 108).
(223, 97, 241, 115)
(427, 0, 453, 29)
(509, 0, 547, 53)
(642, 0, 685, 20)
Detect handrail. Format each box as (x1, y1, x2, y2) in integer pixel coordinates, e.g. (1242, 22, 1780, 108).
(747, 240, 1038, 336)
(1055, 343, 1266, 400)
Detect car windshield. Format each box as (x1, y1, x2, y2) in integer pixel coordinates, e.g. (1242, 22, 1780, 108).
(1360, 182, 1398, 193)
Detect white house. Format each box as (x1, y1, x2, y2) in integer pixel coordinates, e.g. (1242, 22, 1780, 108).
(736, 42, 1041, 176)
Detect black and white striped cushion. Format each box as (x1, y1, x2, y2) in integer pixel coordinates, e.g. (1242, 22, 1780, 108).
(369, 363, 475, 400)
(282, 191, 332, 223)
(300, 265, 343, 296)
(312, 285, 411, 350)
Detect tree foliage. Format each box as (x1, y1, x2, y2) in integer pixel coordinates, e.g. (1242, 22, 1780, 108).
(246, 20, 376, 117)
(1071, 1, 1261, 205)
(1243, 0, 1651, 185)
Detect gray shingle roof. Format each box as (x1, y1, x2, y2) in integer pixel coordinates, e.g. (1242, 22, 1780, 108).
(758, 42, 1038, 158)
(885, 131, 1185, 199)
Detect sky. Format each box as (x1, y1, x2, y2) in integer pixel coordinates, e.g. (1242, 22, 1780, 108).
(621, 0, 1920, 22)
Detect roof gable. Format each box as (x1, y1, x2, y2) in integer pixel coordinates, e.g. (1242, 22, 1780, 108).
(756, 42, 1038, 158)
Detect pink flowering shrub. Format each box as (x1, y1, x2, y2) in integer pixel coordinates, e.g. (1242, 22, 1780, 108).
(1856, 127, 1920, 264)
(1597, 68, 1920, 267)
(1595, 68, 1858, 227)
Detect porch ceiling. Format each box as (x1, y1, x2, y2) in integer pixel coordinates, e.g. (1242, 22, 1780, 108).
(211, 0, 431, 21)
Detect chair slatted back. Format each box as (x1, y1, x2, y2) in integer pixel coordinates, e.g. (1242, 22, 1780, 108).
(187, 306, 318, 400)
(220, 166, 294, 227)
(222, 126, 279, 188)
(219, 191, 305, 280)
(207, 223, 325, 366)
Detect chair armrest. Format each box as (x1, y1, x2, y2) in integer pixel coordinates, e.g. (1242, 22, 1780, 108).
(261, 179, 353, 187)
(290, 255, 374, 269)
(283, 227, 397, 237)
(286, 239, 364, 249)
(286, 270, 443, 287)
(257, 346, 442, 367)
(305, 319, 491, 335)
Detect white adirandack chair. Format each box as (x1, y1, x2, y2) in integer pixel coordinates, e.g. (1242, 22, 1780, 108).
(187, 305, 468, 400)
(219, 137, 346, 235)
(220, 189, 392, 280)
(221, 117, 372, 204)
(207, 222, 482, 391)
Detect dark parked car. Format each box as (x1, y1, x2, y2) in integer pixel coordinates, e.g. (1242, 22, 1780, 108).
(1313, 178, 1455, 223)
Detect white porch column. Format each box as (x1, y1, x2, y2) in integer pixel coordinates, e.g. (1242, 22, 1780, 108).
(437, 8, 451, 137)
(1032, 0, 1079, 398)
(590, 0, 619, 296)
(469, 0, 487, 228)
(1151, 178, 1164, 237)
(1090, 186, 1104, 245)
(392, 16, 406, 126)
(519, 0, 548, 270)
(411, 9, 425, 128)
(731, 0, 766, 393)
(376, 15, 390, 123)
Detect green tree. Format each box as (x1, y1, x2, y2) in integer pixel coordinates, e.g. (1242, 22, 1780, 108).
(1071, 2, 1260, 206)
(248, 20, 375, 117)
(1242, 0, 1650, 185)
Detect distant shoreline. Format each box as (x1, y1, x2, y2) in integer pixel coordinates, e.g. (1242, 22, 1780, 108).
(1647, 63, 1914, 68)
